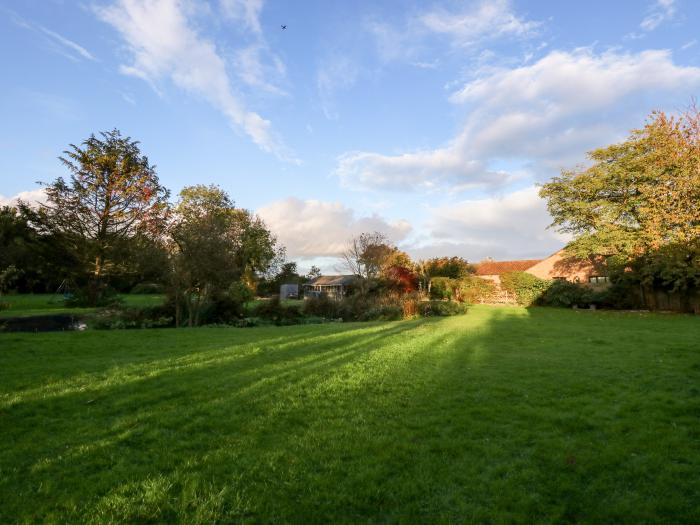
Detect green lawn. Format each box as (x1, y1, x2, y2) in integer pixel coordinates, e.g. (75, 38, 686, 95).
(1, 306, 699, 523)
(0, 294, 165, 318)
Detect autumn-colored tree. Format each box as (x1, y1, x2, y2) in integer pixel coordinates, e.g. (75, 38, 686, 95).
(38, 130, 169, 300)
(342, 232, 411, 279)
(540, 107, 700, 304)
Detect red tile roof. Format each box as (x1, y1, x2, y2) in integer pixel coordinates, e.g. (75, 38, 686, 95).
(475, 259, 541, 276)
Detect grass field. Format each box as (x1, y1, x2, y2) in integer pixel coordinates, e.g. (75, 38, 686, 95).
(0, 294, 165, 318)
(1, 306, 699, 523)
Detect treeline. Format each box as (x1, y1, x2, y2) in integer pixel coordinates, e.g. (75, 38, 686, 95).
(0, 130, 287, 326)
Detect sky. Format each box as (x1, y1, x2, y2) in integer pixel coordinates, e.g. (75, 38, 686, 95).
(1, 0, 699, 272)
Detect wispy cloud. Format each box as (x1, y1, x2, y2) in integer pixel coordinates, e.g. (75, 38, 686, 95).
(316, 55, 359, 120)
(420, 0, 541, 47)
(336, 48, 700, 192)
(38, 26, 96, 61)
(95, 0, 296, 161)
(640, 0, 676, 31)
(7, 9, 96, 62)
(220, 0, 263, 34)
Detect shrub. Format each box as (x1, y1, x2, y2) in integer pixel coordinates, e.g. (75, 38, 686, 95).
(130, 282, 164, 294)
(430, 277, 458, 300)
(66, 285, 123, 308)
(458, 276, 496, 304)
(500, 272, 551, 306)
(90, 305, 174, 329)
(419, 300, 468, 317)
(253, 296, 304, 325)
(358, 304, 403, 321)
(302, 295, 340, 318)
(541, 280, 594, 308)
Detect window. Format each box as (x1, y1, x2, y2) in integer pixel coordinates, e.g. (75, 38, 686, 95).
(589, 276, 609, 284)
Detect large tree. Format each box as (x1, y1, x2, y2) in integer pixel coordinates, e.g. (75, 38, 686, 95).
(40, 129, 170, 288)
(169, 185, 280, 326)
(540, 108, 700, 303)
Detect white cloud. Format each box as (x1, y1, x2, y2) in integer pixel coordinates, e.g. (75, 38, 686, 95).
(367, 0, 539, 65)
(420, 0, 540, 47)
(407, 186, 569, 262)
(0, 189, 48, 208)
(95, 0, 295, 161)
(257, 197, 411, 258)
(234, 44, 287, 96)
(220, 0, 263, 34)
(336, 48, 700, 192)
(8, 9, 96, 62)
(640, 0, 676, 31)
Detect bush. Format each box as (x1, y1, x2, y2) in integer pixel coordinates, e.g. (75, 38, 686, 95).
(253, 296, 304, 325)
(418, 301, 468, 317)
(130, 282, 164, 294)
(90, 305, 174, 329)
(500, 272, 551, 306)
(458, 276, 496, 304)
(430, 277, 458, 300)
(541, 280, 594, 308)
(65, 285, 123, 308)
(302, 295, 340, 318)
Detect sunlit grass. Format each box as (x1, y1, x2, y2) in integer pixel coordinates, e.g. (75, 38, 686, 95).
(1, 306, 699, 523)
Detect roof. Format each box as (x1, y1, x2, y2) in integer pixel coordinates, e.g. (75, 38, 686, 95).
(475, 259, 542, 276)
(305, 275, 358, 286)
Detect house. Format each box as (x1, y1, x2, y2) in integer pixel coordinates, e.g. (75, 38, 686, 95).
(475, 259, 542, 284)
(303, 275, 357, 300)
(474, 250, 609, 286)
(525, 250, 609, 286)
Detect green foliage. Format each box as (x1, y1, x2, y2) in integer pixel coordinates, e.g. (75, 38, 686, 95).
(458, 275, 496, 304)
(130, 282, 164, 294)
(500, 272, 551, 306)
(418, 300, 468, 316)
(541, 280, 594, 308)
(540, 108, 700, 308)
(169, 185, 279, 326)
(252, 296, 304, 325)
(90, 305, 173, 330)
(429, 277, 458, 300)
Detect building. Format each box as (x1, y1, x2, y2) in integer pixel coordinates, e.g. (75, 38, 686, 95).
(474, 250, 609, 286)
(475, 259, 542, 284)
(525, 250, 609, 285)
(279, 283, 299, 299)
(303, 275, 357, 300)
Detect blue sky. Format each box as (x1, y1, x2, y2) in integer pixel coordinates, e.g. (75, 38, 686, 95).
(1, 0, 699, 271)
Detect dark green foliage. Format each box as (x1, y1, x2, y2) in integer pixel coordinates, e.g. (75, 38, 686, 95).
(90, 305, 174, 330)
(500, 271, 551, 306)
(129, 282, 164, 294)
(252, 296, 304, 325)
(418, 300, 469, 316)
(541, 280, 595, 308)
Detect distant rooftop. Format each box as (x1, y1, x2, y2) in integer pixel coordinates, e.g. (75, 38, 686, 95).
(475, 260, 542, 276)
(305, 275, 358, 286)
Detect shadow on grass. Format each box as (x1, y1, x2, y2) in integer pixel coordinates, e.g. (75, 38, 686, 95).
(1, 307, 699, 523)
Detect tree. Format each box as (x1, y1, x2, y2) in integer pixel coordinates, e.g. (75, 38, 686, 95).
(417, 257, 474, 295)
(38, 130, 170, 299)
(169, 185, 279, 326)
(540, 107, 700, 307)
(342, 232, 411, 280)
(307, 265, 322, 280)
